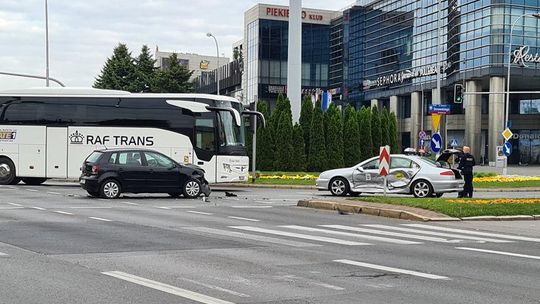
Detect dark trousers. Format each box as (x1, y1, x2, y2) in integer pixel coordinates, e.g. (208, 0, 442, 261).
(460, 174, 474, 198)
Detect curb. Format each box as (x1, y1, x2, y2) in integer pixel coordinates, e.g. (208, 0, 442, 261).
(297, 199, 540, 221)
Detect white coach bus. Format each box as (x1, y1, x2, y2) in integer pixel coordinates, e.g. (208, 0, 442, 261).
(0, 88, 263, 185)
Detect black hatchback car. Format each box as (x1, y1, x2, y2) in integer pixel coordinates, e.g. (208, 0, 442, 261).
(79, 148, 210, 199)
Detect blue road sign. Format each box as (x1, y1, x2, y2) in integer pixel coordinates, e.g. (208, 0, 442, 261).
(503, 141, 512, 157)
(431, 133, 442, 153)
(450, 138, 458, 147)
(428, 104, 451, 114)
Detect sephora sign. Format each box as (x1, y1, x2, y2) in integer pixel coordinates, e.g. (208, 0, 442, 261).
(512, 45, 540, 67)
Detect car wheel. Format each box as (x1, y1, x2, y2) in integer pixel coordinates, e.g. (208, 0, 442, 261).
(168, 193, 181, 198)
(87, 191, 100, 197)
(412, 180, 433, 198)
(0, 158, 16, 185)
(22, 177, 47, 185)
(183, 178, 202, 198)
(100, 179, 121, 199)
(329, 177, 349, 196)
(349, 191, 361, 197)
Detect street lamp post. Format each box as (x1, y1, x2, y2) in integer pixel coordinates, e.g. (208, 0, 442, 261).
(45, 0, 50, 87)
(504, 12, 540, 175)
(206, 32, 220, 95)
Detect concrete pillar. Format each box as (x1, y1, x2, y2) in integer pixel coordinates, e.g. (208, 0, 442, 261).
(389, 95, 398, 114)
(488, 76, 505, 165)
(287, 0, 302, 123)
(410, 92, 422, 149)
(370, 99, 379, 108)
(464, 80, 482, 161)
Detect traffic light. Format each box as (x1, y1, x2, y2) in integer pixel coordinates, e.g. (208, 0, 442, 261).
(454, 84, 464, 104)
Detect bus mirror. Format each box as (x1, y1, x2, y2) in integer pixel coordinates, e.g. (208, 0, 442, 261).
(206, 106, 241, 127)
(242, 110, 266, 128)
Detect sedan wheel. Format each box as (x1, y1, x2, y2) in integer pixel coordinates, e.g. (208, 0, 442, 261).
(412, 180, 433, 198)
(183, 179, 201, 198)
(330, 177, 349, 196)
(100, 180, 121, 199)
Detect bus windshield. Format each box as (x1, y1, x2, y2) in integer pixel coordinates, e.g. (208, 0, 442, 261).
(218, 111, 243, 147)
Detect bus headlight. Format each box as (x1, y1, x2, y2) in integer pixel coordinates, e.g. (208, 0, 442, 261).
(223, 163, 232, 173)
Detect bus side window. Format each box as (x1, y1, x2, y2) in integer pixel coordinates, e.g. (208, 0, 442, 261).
(195, 118, 215, 152)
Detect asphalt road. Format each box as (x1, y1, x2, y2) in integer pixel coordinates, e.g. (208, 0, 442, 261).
(1, 182, 540, 304)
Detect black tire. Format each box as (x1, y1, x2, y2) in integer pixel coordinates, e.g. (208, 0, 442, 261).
(434, 193, 444, 198)
(0, 158, 16, 185)
(99, 179, 121, 199)
(329, 177, 349, 196)
(9, 178, 21, 185)
(183, 178, 202, 198)
(22, 177, 47, 185)
(411, 180, 433, 198)
(87, 191, 100, 197)
(168, 193, 181, 198)
(349, 191, 361, 197)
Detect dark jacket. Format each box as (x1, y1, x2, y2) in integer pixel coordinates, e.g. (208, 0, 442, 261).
(458, 153, 476, 175)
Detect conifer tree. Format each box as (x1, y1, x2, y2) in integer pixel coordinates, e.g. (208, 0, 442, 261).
(94, 43, 137, 91)
(380, 107, 390, 147)
(299, 96, 313, 157)
(152, 53, 194, 93)
(357, 107, 373, 161)
(325, 105, 344, 170)
(274, 97, 294, 171)
(389, 112, 399, 153)
(371, 105, 382, 155)
(343, 105, 362, 167)
(291, 123, 307, 171)
(308, 100, 327, 172)
(256, 101, 274, 171)
(132, 45, 157, 92)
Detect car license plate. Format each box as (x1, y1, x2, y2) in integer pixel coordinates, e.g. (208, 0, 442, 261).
(79, 179, 85, 184)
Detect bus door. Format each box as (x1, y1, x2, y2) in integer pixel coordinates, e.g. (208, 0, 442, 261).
(194, 115, 218, 183)
(46, 127, 68, 178)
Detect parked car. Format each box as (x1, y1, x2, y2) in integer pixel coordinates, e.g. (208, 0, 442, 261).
(316, 150, 464, 198)
(79, 148, 210, 199)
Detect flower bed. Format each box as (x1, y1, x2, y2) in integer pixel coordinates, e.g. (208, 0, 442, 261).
(447, 198, 540, 205)
(473, 176, 540, 183)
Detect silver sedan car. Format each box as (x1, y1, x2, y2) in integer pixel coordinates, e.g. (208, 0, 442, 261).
(316, 151, 464, 198)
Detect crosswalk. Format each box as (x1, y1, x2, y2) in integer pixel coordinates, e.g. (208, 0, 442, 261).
(189, 223, 540, 248)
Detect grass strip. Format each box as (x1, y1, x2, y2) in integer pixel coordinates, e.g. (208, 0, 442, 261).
(353, 196, 540, 217)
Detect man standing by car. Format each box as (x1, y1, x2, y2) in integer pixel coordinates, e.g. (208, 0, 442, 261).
(458, 146, 475, 198)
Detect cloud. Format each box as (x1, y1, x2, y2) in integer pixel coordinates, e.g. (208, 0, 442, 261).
(0, 0, 352, 89)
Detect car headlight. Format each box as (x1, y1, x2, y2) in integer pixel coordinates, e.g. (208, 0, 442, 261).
(223, 163, 232, 173)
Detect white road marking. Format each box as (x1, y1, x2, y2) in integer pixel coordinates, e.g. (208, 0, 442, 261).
(0, 252, 8, 257)
(364, 224, 512, 243)
(89, 217, 112, 222)
(227, 216, 260, 222)
(320, 225, 459, 243)
(231, 206, 272, 209)
(8, 203, 22, 207)
(25, 189, 38, 192)
(456, 247, 540, 260)
(311, 282, 345, 291)
(157, 206, 172, 210)
(187, 211, 213, 215)
(102, 271, 235, 304)
(54, 211, 74, 215)
(334, 259, 450, 280)
(0, 207, 24, 210)
(406, 224, 540, 243)
(185, 227, 320, 248)
(121, 202, 138, 205)
(69, 206, 112, 209)
(179, 277, 250, 298)
(47, 191, 61, 195)
(31, 206, 46, 211)
(282, 225, 422, 245)
(229, 226, 370, 246)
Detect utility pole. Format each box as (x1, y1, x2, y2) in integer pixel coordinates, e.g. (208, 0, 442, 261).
(45, 0, 50, 87)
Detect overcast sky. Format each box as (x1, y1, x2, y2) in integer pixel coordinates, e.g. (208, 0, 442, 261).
(0, 0, 353, 90)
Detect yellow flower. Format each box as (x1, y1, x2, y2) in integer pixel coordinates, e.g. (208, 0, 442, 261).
(447, 198, 540, 205)
(473, 176, 540, 183)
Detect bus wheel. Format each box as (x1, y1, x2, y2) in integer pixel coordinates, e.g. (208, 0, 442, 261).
(22, 178, 47, 185)
(0, 158, 16, 185)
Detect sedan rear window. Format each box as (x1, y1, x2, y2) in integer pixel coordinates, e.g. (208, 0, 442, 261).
(85, 151, 103, 163)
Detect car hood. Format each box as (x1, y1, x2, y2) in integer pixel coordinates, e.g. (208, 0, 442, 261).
(436, 149, 462, 162)
(319, 167, 353, 178)
(184, 164, 205, 174)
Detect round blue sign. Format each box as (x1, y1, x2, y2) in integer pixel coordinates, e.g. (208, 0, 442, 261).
(503, 141, 512, 157)
(431, 133, 442, 153)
